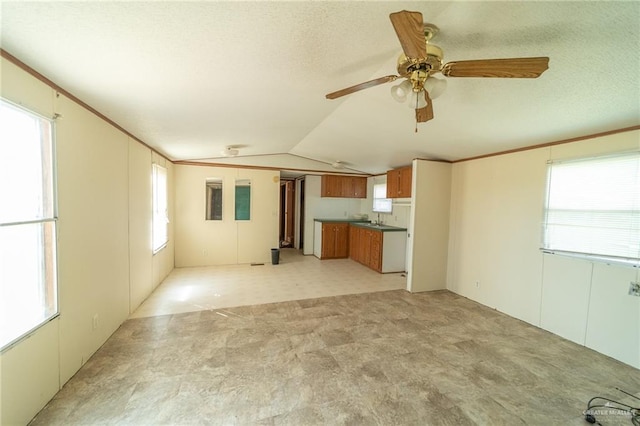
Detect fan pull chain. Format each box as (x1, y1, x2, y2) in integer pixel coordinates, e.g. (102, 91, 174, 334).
(415, 91, 419, 133)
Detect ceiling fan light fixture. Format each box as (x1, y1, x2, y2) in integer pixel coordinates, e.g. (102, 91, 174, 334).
(424, 77, 447, 99)
(407, 90, 428, 109)
(390, 80, 412, 103)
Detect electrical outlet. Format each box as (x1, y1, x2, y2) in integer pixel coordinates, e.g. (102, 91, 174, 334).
(92, 314, 99, 330)
(629, 282, 640, 297)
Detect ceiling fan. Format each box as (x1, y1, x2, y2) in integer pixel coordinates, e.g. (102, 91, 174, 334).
(326, 10, 549, 127)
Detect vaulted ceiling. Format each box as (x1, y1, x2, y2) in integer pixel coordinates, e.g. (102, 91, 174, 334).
(2, 1, 638, 174)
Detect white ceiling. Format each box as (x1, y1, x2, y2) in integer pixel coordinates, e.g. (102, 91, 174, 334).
(1, 1, 638, 174)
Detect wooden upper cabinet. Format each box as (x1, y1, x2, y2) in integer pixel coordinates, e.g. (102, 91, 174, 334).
(386, 170, 399, 198)
(386, 166, 412, 198)
(342, 176, 366, 198)
(321, 175, 342, 197)
(398, 167, 412, 198)
(321, 175, 367, 198)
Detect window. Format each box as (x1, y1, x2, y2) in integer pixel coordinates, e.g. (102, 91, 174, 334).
(205, 178, 223, 220)
(0, 99, 57, 350)
(152, 164, 168, 252)
(235, 179, 251, 220)
(372, 183, 392, 213)
(542, 152, 640, 264)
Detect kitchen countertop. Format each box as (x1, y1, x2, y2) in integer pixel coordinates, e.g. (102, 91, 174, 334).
(350, 222, 408, 232)
(314, 218, 371, 223)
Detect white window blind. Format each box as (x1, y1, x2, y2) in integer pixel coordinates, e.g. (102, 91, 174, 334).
(152, 164, 168, 252)
(373, 183, 392, 213)
(542, 152, 640, 264)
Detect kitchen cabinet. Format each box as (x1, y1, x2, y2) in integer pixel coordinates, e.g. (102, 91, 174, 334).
(370, 231, 382, 271)
(386, 166, 412, 198)
(350, 226, 363, 263)
(319, 222, 349, 259)
(321, 175, 367, 198)
(321, 175, 342, 197)
(349, 225, 360, 261)
(342, 176, 367, 198)
(352, 226, 382, 272)
(349, 224, 406, 273)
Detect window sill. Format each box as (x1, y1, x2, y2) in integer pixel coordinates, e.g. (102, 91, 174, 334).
(540, 249, 639, 269)
(1, 313, 60, 353)
(153, 242, 168, 255)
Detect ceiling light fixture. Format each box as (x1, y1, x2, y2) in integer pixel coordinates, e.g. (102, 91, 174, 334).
(221, 146, 239, 157)
(390, 80, 412, 103)
(332, 161, 345, 169)
(390, 76, 447, 109)
(424, 76, 447, 99)
(408, 90, 428, 109)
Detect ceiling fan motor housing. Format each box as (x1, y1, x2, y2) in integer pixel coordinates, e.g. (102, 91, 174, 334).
(396, 44, 444, 79)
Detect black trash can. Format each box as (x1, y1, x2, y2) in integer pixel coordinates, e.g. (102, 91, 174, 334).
(271, 248, 280, 265)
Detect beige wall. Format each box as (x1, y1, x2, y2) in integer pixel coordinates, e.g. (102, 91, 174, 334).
(447, 129, 640, 368)
(129, 141, 153, 312)
(174, 164, 279, 266)
(407, 160, 452, 292)
(54, 94, 131, 382)
(0, 57, 175, 424)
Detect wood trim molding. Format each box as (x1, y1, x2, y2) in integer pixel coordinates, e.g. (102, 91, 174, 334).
(1, 49, 172, 162)
(179, 152, 372, 176)
(454, 125, 640, 163)
(173, 160, 371, 177)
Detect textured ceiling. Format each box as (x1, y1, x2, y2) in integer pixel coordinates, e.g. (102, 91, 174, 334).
(1, 1, 638, 174)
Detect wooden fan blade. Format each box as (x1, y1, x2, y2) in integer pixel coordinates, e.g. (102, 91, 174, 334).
(389, 11, 427, 59)
(326, 75, 398, 99)
(416, 91, 434, 123)
(441, 57, 549, 78)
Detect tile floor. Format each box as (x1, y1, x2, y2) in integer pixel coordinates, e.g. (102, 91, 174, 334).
(29, 250, 640, 425)
(131, 249, 406, 318)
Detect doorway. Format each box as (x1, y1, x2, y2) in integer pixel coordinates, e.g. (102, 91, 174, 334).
(279, 180, 295, 248)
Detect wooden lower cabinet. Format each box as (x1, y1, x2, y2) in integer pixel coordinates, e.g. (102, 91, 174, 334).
(369, 231, 382, 271)
(349, 225, 360, 261)
(349, 226, 383, 272)
(321, 222, 349, 259)
(317, 222, 405, 271)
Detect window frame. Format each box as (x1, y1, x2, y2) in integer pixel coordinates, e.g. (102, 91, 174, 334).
(372, 183, 392, 213)
(234, 178, 251, 221)
(152, 163, 168, 253)
(205, 178, 223, 221)
(0, 98, 59, 351)
(541, 151, 640, 268)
